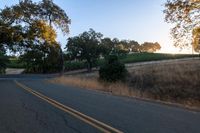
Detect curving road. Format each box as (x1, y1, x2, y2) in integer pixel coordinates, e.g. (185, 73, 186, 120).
(0, 75, 200, 133)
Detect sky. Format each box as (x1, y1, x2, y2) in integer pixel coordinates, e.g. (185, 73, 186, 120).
(0, 0, 193, 53)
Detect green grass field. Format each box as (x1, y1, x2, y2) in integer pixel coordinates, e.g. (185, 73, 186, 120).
(64, 53, 199, 71)
(6, 53, 199, 70)
(119, 53, 198, 63)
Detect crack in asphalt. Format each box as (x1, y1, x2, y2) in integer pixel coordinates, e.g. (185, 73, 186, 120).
(20, 96, 86, 133)
(4, 125, 17, 133)
(21, 101, 49, 128)
(62, 114, 84, 133)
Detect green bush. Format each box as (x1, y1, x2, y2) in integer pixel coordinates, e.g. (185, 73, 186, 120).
(0, 53, 8, 74)
(64, 61, 86, 71)
(6, 58, 25, 68)
(99, 55, 127, 82)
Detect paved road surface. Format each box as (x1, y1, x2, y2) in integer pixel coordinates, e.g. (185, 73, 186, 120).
(0, 75, 200, 133)
(0, 80, 99, 133)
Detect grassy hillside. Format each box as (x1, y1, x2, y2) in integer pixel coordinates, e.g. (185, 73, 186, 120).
(6, 53, 199, 70)
(52, 59, 200, 108)
(65, 53, 199, 71)
(128, 59, 200, 106)
(119, 53, 198, 63)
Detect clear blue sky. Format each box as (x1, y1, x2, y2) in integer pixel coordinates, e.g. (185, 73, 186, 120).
(1, 0, 180, 52)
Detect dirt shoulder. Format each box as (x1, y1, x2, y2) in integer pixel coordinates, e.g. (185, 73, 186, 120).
(5, 68, 25, 75)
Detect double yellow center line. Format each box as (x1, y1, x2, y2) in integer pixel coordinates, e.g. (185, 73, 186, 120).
(14, 80, 123, 133)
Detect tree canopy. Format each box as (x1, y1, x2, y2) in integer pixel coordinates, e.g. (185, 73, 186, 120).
(100, 37, 115, 56)
(66, 29, 103, 71)
(100, 38, 140, 55)
(66, 28, 162, 71)
(0, 20, 24, 52)
(164, 0, 200, 49)
(140, 42, 161, 53)
(0, 0, 163, 73)
(0, 0, 70, 34)
(27, 20, 57, 45)
(0, 0, 70, 73)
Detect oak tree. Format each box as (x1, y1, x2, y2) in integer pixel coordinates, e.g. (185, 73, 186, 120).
(140, 42, 161, 53)
(164, 0, 200, 48)
(66, 29, 103, 72)
(0, 0, 70, 73)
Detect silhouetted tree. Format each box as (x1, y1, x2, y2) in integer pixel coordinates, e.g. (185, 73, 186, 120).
(100, 37, 115, 56)
(20, 20, 62, 73)
(66, 29, 103, 72)
(0, 45, 8, 74)
(0, 0, 70, 73)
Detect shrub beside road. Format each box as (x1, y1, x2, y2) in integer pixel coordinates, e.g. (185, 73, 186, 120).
(51, 58, 200, 109)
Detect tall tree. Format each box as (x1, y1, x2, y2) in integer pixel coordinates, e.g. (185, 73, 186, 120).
(117, 40, 130, 53)
(0, 0, 70, 73)
(0, 0, 70, 33)
(118, 40, 140, 53)
(164, 0, 200, 49)
(38, 0, 70, 33)
(20, 20, 62, 73)
(129, 40, 140, 52)
(100, 38, 140, 56)
(66, 29, 103, 72)
(100, 37, 115, 56)
(0, 20, 24, 52)
(140, 42, 161, 53)
(38, 0, 71, 73)
(0, 52, 8, 74)
(0, 42, 8, 74)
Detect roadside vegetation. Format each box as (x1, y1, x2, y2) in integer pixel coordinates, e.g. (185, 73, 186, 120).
(4, 52, 198, 73)
(6, 57, 25, 68)
(1, 0, 200, 109)
(128, 59, 200, 107)
(1, 0, 199, 74)
(99, 55, 127, 82)
(64, 53, 198, 71)
(51, 59, 200, 109)
(0, 52, 8, 74)
(0, 0, 70, 74)
(164, 0, 200, 53)
(65, 29, 162, 72)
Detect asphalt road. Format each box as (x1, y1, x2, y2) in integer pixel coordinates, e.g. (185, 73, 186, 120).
(0, 75, 200, 133)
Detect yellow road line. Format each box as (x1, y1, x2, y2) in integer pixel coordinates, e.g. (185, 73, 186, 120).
(14, 80, 123, 133)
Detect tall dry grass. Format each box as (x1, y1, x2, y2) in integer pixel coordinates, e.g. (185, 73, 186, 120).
(50, 75, 137, 97)
(128, 59, 200, 106)
(50, 59, 200, 108)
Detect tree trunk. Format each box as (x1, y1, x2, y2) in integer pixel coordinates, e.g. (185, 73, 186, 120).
(87, 59, 92, 72)
(59, 47, 65, 76)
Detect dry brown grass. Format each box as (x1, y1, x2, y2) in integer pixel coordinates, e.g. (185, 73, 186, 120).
(52, 76, 103, 90)
(50, 59, 200, 108)
(128, 59, 200, 107)
(50, 75, 138, 97)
